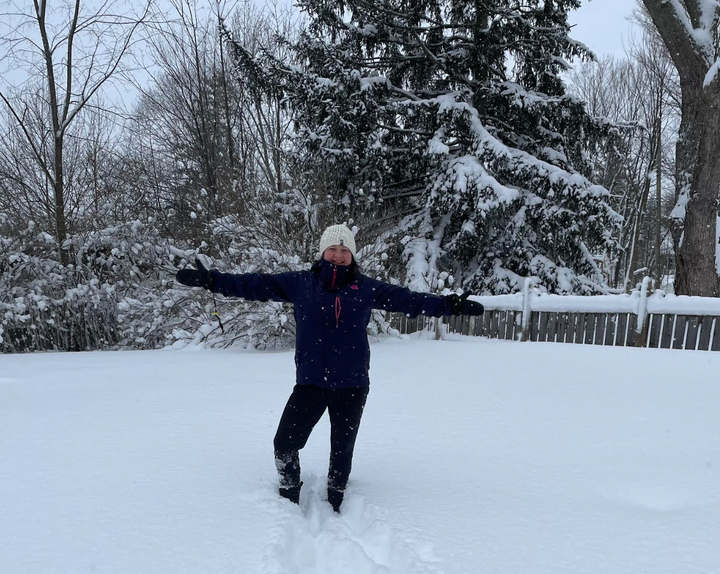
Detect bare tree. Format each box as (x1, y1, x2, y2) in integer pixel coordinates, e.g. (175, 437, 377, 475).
(123, 0, 250, 242)
(122, 0, 305, 254)
(568, 43, 678, 291)
(0, 85, 57, 233)
(641, 0, 720, 296)
(0, 0, 151, 263)
(625, 30, 679, 290)
(222, 2, 306, 254)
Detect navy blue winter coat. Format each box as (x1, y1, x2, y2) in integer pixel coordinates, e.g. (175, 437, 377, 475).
(209, 259, 452, 389)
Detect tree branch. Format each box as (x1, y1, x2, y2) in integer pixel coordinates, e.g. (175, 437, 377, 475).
(0, 90, 56, 186)
(61, 0, 82, 128)
(642, 0, 712, 79)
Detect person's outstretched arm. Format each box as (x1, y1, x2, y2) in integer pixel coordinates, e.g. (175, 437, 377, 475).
(371, 280, 484, 318)
(175, 259, 299, 303)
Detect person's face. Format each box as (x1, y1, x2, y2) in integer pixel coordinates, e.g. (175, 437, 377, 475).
(323, 244, 353, 266)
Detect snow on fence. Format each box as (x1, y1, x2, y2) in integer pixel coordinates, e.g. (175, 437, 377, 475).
(394, 279, 720, 352)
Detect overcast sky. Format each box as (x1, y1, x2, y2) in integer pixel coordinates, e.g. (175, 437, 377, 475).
(569, 0, 641, 58)
(0, 0, 644, 102)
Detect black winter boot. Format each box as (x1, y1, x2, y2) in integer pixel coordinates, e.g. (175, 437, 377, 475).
(279, 481, 302, 504)
(327, 487, 344, 513)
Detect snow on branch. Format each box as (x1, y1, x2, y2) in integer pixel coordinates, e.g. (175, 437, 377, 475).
(699, 0, 720, 30)
(667, 0, 719, 65)
(704, 58, 720, 86)
(411, 93, 613, 205)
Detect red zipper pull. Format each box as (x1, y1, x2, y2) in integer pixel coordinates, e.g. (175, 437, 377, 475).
(335, 295, 341, 328)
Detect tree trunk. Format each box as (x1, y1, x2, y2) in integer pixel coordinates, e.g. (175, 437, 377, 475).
(669, 89, 697, 295)
(626, 124, 661, 291)
(53, 136, 69, 266)
(626, 177, 652, 291)
(678, 87, 720, 295)
(642, 0, 720, 297)
(653, 101, 662, 288)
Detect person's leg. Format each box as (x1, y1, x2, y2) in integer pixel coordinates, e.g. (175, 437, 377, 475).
(273, 384, 328, 503)
(327, 386, 369, 511)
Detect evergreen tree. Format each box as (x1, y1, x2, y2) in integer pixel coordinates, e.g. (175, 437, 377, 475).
(225, 0, 622, 294)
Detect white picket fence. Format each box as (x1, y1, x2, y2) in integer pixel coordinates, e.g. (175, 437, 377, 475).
(394, 278, 720, 352)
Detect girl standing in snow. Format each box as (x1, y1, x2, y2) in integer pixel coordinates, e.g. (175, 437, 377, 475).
(175, 224, 483, 512)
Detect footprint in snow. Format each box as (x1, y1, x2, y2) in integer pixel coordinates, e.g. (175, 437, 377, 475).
(260, 473, 443, 574)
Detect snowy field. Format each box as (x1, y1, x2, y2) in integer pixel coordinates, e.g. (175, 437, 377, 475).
(1, 335, 719, 574)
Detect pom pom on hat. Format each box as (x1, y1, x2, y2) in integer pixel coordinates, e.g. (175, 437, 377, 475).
(318, 224, 357, 259)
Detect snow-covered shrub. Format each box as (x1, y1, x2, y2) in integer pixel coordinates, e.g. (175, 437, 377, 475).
(0, 217, 189, 353)
(173, 216, 308, 350)
(0, 221, 119, 352)
(68, 218, 191, 349)
(0, 212, 412, 354)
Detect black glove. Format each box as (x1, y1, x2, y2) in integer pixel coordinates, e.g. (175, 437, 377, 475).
(447, 291, 484, 316)
(176, 259, 214, 289)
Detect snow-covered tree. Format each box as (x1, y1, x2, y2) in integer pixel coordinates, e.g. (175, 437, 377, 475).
(641, 0, 720, 296)
(227, 0, 622, 294)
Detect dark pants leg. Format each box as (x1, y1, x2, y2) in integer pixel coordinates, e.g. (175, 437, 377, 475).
(327, 386, 369, 493)
(273, 385, 327, 495)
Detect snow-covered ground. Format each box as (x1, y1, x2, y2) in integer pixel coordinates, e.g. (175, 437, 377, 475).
(1, 335, 719, 574)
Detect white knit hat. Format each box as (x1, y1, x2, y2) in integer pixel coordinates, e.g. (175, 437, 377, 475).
(318, 224, 357, 259)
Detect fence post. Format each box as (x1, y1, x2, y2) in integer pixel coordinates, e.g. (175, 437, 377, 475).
(634, 276, 652, 347)
(521, 278, 535, 341)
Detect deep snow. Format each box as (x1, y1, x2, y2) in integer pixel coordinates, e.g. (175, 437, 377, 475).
(1, 335, 719, 574)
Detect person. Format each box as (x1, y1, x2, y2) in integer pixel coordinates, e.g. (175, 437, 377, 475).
(175, 224, 484, 512)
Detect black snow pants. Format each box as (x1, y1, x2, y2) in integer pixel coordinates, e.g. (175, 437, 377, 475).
(273, 384, 369, 494)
